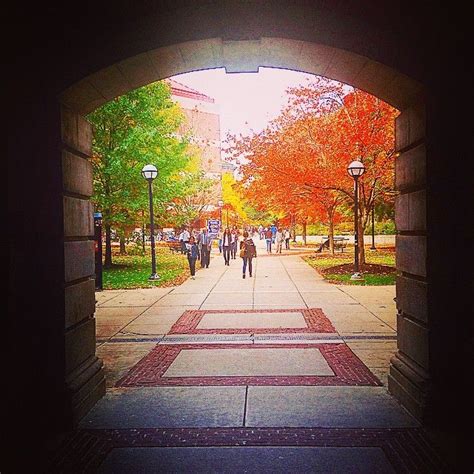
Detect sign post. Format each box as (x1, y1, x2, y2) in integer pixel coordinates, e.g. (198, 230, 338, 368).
(94, 212, 103, 291)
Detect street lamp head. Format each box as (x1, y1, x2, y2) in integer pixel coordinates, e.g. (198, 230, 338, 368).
(141, 164, 158, 181)
(347, 160, 365, 178)
(218, 200, 224, 208)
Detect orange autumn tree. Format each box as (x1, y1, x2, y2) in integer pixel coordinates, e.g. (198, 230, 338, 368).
(226, 76, 398, 263)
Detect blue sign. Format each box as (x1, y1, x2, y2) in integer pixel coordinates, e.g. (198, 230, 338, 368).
(207, 219, 220, 238)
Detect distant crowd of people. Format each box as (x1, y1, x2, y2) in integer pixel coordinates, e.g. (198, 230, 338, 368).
(176, 223, 292, 280)
(256, 225, 291, 254)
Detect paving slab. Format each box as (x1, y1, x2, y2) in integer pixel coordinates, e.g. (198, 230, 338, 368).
(253, 292, 305, 306)
(204, 291, 254, 305)
(163, 348, 334, 377)
(97, 446, 395, 474)
(196, 312, 307, 329)
(80, 387, 246, 429)
(98, 288, 173, 307)
(246, 386, 418, 428)
(95, 307, 147, 322)
(153, 293, 208, 306)
(97, 342, 156, 388)
(301, 291, 357, 306)
(119, 323, 173, 335)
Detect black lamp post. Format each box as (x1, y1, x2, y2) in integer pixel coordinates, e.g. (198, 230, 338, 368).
(347, 160, 365, 280)
(218, 200, 224, 230)
(141, 164, 160, 280)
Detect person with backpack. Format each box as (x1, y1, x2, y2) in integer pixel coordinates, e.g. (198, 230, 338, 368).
(264, 227, 273, 253)
(240, 230, 257, 278)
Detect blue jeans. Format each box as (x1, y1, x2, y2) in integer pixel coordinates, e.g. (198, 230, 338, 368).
(242, 256, 253, 275)
(266, 239, 272, 252)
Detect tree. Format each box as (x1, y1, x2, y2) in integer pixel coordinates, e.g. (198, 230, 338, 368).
(225, 76, 398, 262)
(87, 81, 190, 267)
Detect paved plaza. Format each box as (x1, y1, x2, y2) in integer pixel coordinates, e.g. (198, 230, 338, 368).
(52, 241, 448, 472)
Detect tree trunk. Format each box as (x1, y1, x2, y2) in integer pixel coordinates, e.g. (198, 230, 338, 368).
(328, 219, 335, 255)
(119, 235, 127, 255)
(104, 223, 113, 268)
(302, 221, 307, 246)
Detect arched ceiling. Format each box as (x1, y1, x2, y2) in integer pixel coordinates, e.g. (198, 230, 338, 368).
(60, 37, 423, 115)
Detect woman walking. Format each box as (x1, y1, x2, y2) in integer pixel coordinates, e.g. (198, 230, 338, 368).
(264, 227, 273, 253)
(222, 228, 232, 265)
(275, 227, 284, 253)
(240, 231, 257, 278)
(185, 236, 200, 279)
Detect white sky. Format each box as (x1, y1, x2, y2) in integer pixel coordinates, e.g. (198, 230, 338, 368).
(172, 67, 317, 141)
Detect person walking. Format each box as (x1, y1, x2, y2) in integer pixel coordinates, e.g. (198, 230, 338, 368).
(222, 228, 232, 265)
(264, 227, 273, 253)
(217, 229, 223, 254)
(185, 236, 200, 279)
(270, 223, 277, 244)
(198, 227, 212, 268)
(284, 228, 291, 250)
(240, 230, 257, 278)
(275, 227, 284, 253)
(230, 227, 238, 259)
(179, 227, 190, 254)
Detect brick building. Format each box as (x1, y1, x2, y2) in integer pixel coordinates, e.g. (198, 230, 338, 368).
(167, 78, 226, 196)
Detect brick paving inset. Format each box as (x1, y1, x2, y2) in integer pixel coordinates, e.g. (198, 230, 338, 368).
(115, 343, 381, 387)
(169, 308, 336, 335)
(49, 427, 452, 473)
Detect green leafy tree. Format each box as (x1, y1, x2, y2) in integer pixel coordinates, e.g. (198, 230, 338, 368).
(88, 82, 190, 267)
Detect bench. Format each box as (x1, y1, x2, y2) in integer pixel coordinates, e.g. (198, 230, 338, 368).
(161, 240, 182, 253)
(316, 237, 349, 253)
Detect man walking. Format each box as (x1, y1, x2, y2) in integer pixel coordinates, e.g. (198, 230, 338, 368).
(199, 227, 212, 268)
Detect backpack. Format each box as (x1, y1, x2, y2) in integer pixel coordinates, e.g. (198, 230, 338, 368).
(245, 239, 256, 257)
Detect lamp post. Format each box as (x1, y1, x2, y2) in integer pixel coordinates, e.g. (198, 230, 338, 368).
(141, 164, 160, 280)
(218, 200, 224, 230)
(347, 160, 365, 280)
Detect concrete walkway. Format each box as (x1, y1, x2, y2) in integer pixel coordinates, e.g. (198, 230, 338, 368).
(56, 241, 446, 472)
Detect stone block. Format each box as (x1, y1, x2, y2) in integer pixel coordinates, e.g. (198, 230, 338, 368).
(61, 106, 93, 156)
(383, 73, 424, 111)
(61, 80, 105, 116)
(297, 43, 336, 77)
(87, 65, 131, 102)
(396, 275, 428, 323)
(65, 318, 97, 374)
(117, 52, 159, 89)
(396, 235, 427, 277)
(62, 151, 93, 196)
(63, 196, 94, 238)
(260, 38, 304, 70)
(395, 190, 426, 232)
(395, 144, 426, 191)
(64, 240, 95, 282)
(395, 102, 425, 151)
(397, 314, 429, 370)
(179, 38, 223, 71)
(325, 48, 367, 88)
(223, 40, 261, 73)
(148, 44, 187, 79)
(65, 279, 96, 329)
(353, 60, 398, 105)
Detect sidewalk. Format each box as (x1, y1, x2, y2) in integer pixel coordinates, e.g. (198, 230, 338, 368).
(51, 242, 448, 472)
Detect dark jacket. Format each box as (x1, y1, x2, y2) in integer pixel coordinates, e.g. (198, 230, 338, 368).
(240, 238, 257, 258)
(187, 243, 200, 259)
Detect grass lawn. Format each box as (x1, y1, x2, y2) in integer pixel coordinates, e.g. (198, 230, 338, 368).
(302, 247, 396, 286)
(103, 246, 191, 289)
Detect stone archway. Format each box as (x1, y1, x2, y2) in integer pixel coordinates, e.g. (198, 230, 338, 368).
(58, 37, 428, 425)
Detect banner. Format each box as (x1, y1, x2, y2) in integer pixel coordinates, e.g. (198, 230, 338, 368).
(207, 219, 220, 238)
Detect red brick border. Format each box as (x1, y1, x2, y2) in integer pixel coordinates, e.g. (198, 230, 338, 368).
(169, 308, 336, 334)
(115, 343, 381, 387)
(49, 427, 451, 473)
